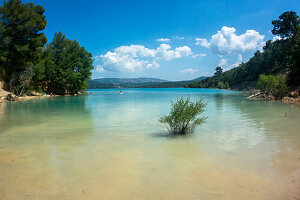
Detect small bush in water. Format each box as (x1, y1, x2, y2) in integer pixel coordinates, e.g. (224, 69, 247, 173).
(159, 97, 207, 135)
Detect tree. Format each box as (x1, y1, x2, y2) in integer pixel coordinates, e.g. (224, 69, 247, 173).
(0, 0, 47, 82)
(257, 74, 288, 99)
(43, 32, 94, 95)
(272, 11, 300, 38)
(214, 66, 223, 76)
(159, 97, 207, 135)
(7, 66, 34, 100)
(290, 25, 300, 85)
(216, 81, 229, 89)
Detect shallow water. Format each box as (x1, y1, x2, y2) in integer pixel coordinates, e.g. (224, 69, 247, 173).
(0, 88, 300, 200)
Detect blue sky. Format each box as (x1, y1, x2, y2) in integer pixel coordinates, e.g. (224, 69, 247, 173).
(22, 0, 300, 81)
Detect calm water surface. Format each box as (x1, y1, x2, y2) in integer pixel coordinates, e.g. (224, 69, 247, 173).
(0, 88, 300, 200)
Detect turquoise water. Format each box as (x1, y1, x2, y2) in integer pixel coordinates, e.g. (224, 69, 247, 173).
(0, 88, 300, 199)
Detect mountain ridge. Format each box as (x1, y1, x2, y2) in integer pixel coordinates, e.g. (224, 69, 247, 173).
(88, 76, 208, 89)
(93, 77, 168, 84)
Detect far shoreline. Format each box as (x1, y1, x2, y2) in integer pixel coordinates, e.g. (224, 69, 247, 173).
(1, 88, 300, 105)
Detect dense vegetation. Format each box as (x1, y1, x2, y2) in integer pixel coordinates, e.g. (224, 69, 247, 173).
(188, 11, 300, 95)
(257, 74, 288, 99)
(0, 0, 93, 96)
(159, 97, 207, 135)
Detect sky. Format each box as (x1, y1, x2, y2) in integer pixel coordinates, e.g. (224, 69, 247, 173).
(19, 0, 300, 81)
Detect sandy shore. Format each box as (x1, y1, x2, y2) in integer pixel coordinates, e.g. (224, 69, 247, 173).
(0, 94, 51, 103)
(0, 82, 52, 103)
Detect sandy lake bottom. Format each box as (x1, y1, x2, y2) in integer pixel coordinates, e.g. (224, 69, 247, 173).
(0, 88, 300, 200)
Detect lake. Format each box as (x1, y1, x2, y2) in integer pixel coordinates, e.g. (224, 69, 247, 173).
(0, 88, 299, 200)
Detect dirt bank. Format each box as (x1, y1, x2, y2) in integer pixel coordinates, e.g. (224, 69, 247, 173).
(247, 90, 300, 104)
(0, 81, 51, 103)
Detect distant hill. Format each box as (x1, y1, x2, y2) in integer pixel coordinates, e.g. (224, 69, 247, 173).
(93, 77, 167, 84)
(87, 80, 117, 89)
(88, 76, 208, 89)
(140, 76, 208, 88)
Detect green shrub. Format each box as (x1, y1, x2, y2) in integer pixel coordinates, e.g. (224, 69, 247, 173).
(216, 81, 229, 89)
(159, 97, 207, 135)
(257, 74, 288, 99)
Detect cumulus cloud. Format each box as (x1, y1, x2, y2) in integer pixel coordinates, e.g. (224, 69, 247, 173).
(195, 26, 265, 55)
(175, 36, 184, 40)
(180, 68, 199, 74)
(224, 54, 243, 71)
(272, 36, 282, 42)
(146, 60, 160, 69)
(96, 65, 106, 72)
(232, 54, 243, 67)
(99, 51, 145, 72)
(192, 53, 207, 58)
(156, 44, 192, 61)
(157, 38, 170, 42)
(218, 58, 227, 67)
(95, 44, 193, 72)
(195, 38, 211, 48)
(113, 45, 156, 57)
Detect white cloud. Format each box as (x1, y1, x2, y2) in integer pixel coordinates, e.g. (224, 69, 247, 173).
(99, 51, 145, 72)
(157, 38, 170, 42)
(195, 38, 211, 48)
(192, 53, 207, 58)
(234, 54, 243, 67)
(95, 44, 193, 72)
(218, 58, 227, 67)
(196, 26, 265, 55)
(146, 60, 160, 69)
(272, 36, 282, 42)
(96, 65, 106, 72)
(224, 54, 243, 71)
(114, 45, 156, 57)
(156, 44, 192, 61)
(180, 68, 199, 74)
(175, 36, 184, 40)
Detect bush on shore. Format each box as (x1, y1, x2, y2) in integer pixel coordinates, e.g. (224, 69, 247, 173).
(257, 74, 288, 99)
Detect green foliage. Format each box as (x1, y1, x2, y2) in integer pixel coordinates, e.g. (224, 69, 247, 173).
(42, 32, 94, 95)
(216, 81, 229, 89)
(0, 0, 47, 81)
(214, 67, 223, 76)
(0, 1, 94, 96)
(272, 11, 300, 38)
(289, 26, 300, 85)
(257, 74, 288, 99)
(159, 97, 207, 135)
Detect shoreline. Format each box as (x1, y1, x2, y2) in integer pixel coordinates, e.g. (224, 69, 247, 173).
(0, 94, 52, 103)
(246, 92, 300, 104)
(0, 81, 87, 103)
(1, 87, 300, 104)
